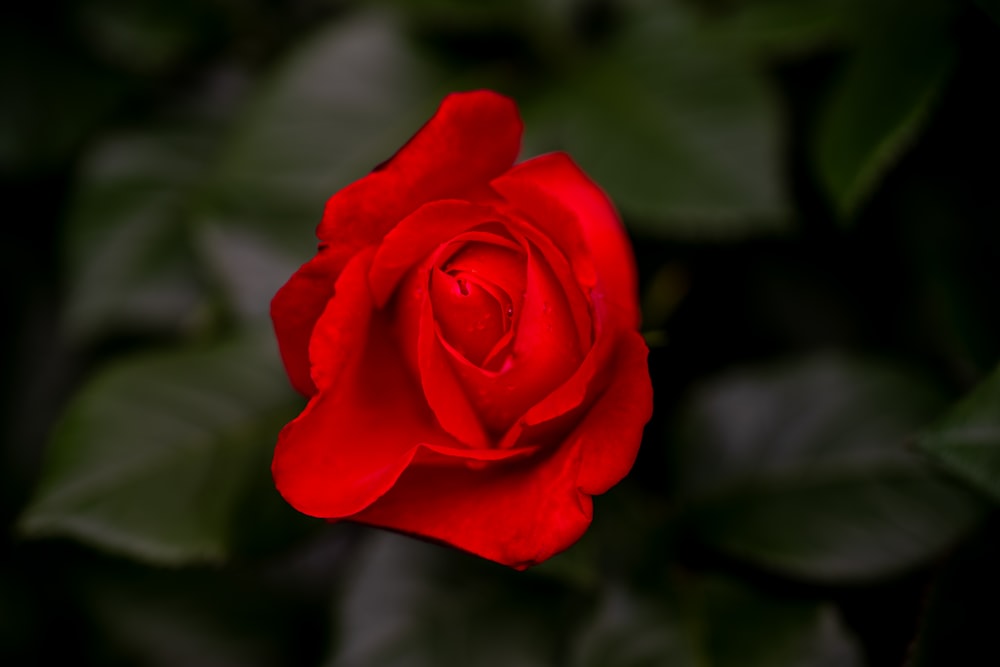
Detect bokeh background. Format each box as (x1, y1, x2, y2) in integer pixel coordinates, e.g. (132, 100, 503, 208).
(3, 0, 1000, 665)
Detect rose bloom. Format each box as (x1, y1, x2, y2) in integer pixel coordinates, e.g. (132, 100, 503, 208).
(271, 90, 652, 568)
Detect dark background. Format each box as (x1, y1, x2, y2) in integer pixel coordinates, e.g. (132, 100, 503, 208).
(3, 0, 1000, 665)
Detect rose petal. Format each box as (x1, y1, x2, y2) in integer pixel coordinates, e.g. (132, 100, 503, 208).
(448, 242, 584, 434)
(306, 249, 376, 392)
(319, 91, 522, 251)
(509, 214, 593, 354)
(272, 270, 533, 518)
(273, 249, 434, 516)
(442, 238, 525, 300)
(573, 329, 653, 495)
(275, 387, 536, 518)
(418, 277, 492, 448)
(388, 231, 514, 448)
(492, 152, 641, 329)
(270, 244, 353, 396)
(432, 241, 525, 365)
(499, 273, 622, 444)
(497, 324, 612, 450)
(351, 437, 593, 569)
(429, 270, 501, 362)
(369, 200, 506, 306)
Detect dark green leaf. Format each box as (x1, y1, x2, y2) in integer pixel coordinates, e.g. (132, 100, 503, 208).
(674, 355, 984, 581)
(570, 584, 691, 667)
(324, 531, 570, 667)
(0, 31, 128, 174)
(571, 576, 862, 667)
(813, 1, 957, 219)
(523, 0, 789, 238)
(82, 568, 291, 667)
(18, 331, 301, 565)
(74, 0, 221, 75)
(197, 10, 453, 319)
(917, 364, 1000, 503)
(701, 578, 861, 667)
(530, 484, 672, 589)
(707, 0, 853, 58)
(62, 120, 219, 342)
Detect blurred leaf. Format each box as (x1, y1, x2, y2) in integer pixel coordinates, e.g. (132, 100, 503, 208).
(530, 483, 672, 589)
(62, 119, 218, 342)
(18, 331, 301, 565)
(83, 569, 288, 667)
(917, 364, 1000, 503)
(197, 10, 452, 319)
(699, 578, 861, 667)
(324, 531, 572, 667)
(570, 583, 690, 666)
(524, 0, 789, 239)
(571, 576, 862, 667)
(707, 0, 853, 58)
(0, 30, 128, 174)
(895, 166, 1000, 377)
(72, 553, 335, 667)
(813, 1, 957, 219)
(74, 0, 221, 75)
(673, 355, 984, 582)
(383, 0, 539, 24)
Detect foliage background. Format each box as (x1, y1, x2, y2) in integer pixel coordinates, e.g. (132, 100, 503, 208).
(3, 0, 1000, 664)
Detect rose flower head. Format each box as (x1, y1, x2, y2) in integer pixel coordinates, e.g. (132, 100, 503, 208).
(271, 90, 652, 569)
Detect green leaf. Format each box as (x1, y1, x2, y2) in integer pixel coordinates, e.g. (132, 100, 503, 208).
(0, 30, 128, 174)
(74, 0, 221, 75)
(813, 0, 957, 219)
(62, 119, 220, 342)
(18, 331, 301, 565)
(571, 576, 862, 667)
(530, 483, 673, 590)
(917, 365, 1000, 503)
(673, 355, 984, 582)
(324, 531, 572, 667)
(523, 0, 789, 239)
(81, 567, 294, 667)
(570, 584, 691, 667)
(706, 0, 853, 58)
(197, 10, 453, 319)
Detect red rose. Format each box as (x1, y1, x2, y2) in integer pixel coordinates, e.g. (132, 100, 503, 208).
(270, 90, 652, 569)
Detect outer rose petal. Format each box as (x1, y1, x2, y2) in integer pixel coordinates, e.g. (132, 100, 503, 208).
(368, 200, 504, 307)
(306, 249, 376, 393)
(318, 91, 521, 251)
(573, 330, 653, 494)
(351, 435, 593, 569)
(492, 152, 641, 329)
(271, 244, 353, 396)
(274, 251, 533, 517)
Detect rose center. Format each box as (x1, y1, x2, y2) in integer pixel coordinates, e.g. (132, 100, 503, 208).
(429, 241, 525, 368)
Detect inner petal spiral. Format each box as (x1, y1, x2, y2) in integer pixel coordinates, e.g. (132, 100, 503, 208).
(429, 241, 525, 368)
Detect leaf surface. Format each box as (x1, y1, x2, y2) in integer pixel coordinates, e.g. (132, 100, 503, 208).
(20, 332, 300, 565)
